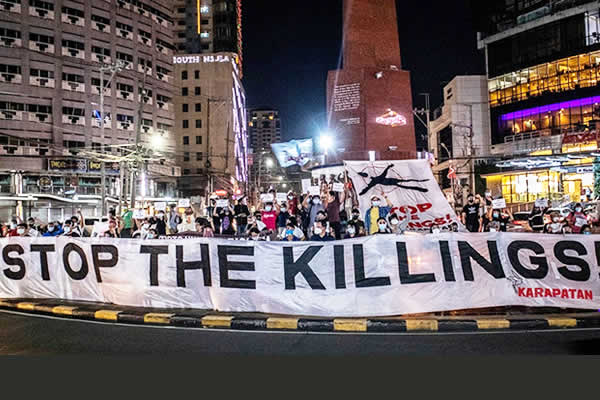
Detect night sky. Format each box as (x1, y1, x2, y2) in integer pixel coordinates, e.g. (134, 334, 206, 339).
(242, 0, 485, 149)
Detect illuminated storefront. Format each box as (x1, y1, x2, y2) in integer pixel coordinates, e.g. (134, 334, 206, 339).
(485, 165, 595, 205)
(498, 95, 600, 136)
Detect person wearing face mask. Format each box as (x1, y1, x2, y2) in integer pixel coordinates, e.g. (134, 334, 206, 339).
(120, 205, 134, 238)
(247, 212, 267, 234)
(154, 211, 167, 236)
(282, 223, 301, 242)
(365, 194, 392, 235)
(582, 225, 593, 235)
(260, 201, 279, 235)
(388, 214, 403, 234)
(26, 217, 40, 237)
(248, 227, 263, 241)
(276, 202, 291, 237)
(5, 219, 19, 237)
(322, 190, 344, 240)
(233, 197, 250, 236)
(430, 223, 442, 235)
(42, 221, 63, 237)
(528, 205, 547, 233)
(103, 219, 121, 238)
(16, 223, 30, 237)
(286, 191, 298, 216)
(374, 217, 391, 234)
(302, 193, 325, 230)
(131, 219, 152, 239)
(61, 220, 81, 237)
(310, 220, 335, 242)
(461, 194, 482, 233)
(219, 205, 236, 236)
(146, 229, 158, 240)
(566, 203, 588, 234)
(544, 213, 565, 234)
(349, 208, 366, 233)
(344, 222, 362, 239)
(177, 212, 197, 233)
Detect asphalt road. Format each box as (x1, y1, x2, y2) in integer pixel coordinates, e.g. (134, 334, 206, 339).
(2, 310, 600, 355)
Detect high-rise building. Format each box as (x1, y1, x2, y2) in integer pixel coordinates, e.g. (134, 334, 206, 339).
(247, 108, 282, 192)
(173, 52, 247, 198)
(326, 0, 416, 162)
(173, 0, 242, 73)
(476, 0, 600, 205)
(429, 76, 491, 206)
(0, 0, 177, 221)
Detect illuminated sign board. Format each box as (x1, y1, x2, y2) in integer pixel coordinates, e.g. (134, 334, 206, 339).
(376, 109, 407, 127)
(173, 55, 232, 64)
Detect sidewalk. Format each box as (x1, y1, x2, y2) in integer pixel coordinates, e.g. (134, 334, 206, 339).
(2, 298, 599, 333)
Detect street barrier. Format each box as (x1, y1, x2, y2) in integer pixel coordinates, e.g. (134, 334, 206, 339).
(0, 233, 598, 317)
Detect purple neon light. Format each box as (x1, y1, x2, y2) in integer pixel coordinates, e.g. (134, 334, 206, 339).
(501, 96, 600, 121)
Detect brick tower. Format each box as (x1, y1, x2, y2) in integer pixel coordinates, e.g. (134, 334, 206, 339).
(326, 0, 416, 161)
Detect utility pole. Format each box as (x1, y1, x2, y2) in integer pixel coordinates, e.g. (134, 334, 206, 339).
(129, 66, 148, 209)
(99, 61, 124, 216)
(413, 93, 431, 151)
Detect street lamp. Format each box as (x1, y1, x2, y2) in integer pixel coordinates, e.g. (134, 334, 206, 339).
(318, 133, 334, 164)
(265, 158, 274, 168)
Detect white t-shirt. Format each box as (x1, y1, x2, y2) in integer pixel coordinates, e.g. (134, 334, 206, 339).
(177, 222, 197, 233)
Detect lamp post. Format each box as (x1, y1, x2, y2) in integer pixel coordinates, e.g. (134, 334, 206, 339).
(99, 61, 125, 216)
(318, 133, 334, 164)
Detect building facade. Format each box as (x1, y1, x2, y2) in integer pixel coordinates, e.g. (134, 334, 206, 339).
(0, 0, 177, 221)
(173, 0, 242, 73)
(247, 108, 282, 193)
(326, 0, 416, 162)
(429, 76, 491, 206)
(477, 0, 600, 205)
(173, 52, 247, 198)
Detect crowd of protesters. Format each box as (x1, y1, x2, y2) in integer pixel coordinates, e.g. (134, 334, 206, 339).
(461, 192, 598, 235)
(1, 179, 598, 239)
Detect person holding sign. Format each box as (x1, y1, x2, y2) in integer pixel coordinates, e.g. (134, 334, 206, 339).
(462, 194, 482, 233)
(323, 190, 344, 239)
(566, 203, 588, 234)
(233, 197, 250, 236)
(528, 204, 547, 233)
(302, 193, 325, 231)
(364, 194, 392, 235)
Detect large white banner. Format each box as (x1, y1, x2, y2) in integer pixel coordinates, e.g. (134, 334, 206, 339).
(0, 234, 599, 317)
(345, 160, 462, 231)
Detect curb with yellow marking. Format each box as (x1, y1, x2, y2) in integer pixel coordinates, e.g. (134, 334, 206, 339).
(16, 302, 37, 311)
(1, 299, 600, 333)
(476, 319, 511, 330)
(52, 306, 77, 316)
(94, 310, 122, 321)
(266, 317, 299, 330)
(547, 318, 577, 328)
(201, 315, 233, 328)
(406, 319, 439, 332)
(144, 313, 174, 325)
(334, 319, 368, 332)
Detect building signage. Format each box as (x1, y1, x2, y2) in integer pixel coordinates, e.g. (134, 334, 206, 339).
(147, 163, 182, 177)
(48, 159, 120, 174)
(172, 55, 231, 64)
(375, 109, 407, 127)
(48, 159, 88, 173)
(340, 117, 361, 126)
(333, 83, 361, 112)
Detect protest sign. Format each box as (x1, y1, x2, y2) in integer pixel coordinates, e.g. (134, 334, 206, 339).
(1, 234, 598, 316)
